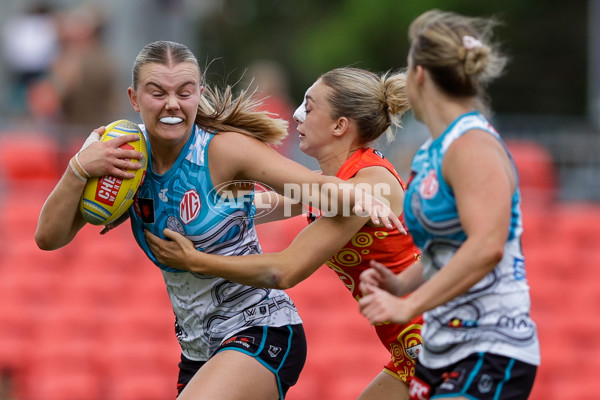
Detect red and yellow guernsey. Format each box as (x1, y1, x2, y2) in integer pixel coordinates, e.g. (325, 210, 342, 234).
(308, 147, 424, 382)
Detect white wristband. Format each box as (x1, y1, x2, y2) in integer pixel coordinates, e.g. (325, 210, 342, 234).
(69, 159, 87, 182)
(74, 152, 91, 179)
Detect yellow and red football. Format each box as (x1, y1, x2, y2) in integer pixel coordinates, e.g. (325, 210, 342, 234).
(79, 119, 148, 225)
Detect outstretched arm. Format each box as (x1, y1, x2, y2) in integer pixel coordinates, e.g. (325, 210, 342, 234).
(145, 164, 406, 289)
(208, 131, 404, 232)
(146, 211, 369, 288)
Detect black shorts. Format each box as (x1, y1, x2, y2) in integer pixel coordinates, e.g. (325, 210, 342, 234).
(409, 352, 537, 400)
(177, 324, 307, 399)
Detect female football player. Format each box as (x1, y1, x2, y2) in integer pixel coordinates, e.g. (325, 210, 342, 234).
(35, 40, 398, 400)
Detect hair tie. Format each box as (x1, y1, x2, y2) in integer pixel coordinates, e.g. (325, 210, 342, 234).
(382, 89, 391, 115)
(462, 35, 483, 50)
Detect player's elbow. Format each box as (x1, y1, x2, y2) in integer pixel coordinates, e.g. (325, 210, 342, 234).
(261, 255, 303, 289)
(34, 227, 68, 251)
(482, 240, 505, 269)
(271, 274, 296, 290)
(268, 269, 302, 290)
(34, 230, 59, 251)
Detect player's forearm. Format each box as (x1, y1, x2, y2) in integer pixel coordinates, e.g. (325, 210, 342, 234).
(35, 169, 87, 250)
(406, 239, 501, 316)
(394, 260, 425, 297)
(186, 251, 294, 289)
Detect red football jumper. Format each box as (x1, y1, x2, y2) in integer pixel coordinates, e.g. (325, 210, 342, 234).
(308, 148, 424, 382)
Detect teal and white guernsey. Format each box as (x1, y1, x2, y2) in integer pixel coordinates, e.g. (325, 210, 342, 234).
(404, 111, 540, 369)
(129, 124, 302, 361)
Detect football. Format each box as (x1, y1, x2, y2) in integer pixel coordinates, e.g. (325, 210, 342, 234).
(79, 120, 148, 225)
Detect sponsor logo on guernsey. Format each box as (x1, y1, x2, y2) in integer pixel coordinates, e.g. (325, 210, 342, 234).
(406, 343, 423, 360)
(419, 169, 438, 199)
(180, 189, 201, 224)
(159, 188, 168, 202)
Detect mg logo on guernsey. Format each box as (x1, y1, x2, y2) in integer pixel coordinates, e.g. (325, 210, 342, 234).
(419, 169, 439, 200)
(180, 189, 201, 224)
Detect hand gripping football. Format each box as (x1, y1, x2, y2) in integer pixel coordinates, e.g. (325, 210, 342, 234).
(79, 120, 148, 225)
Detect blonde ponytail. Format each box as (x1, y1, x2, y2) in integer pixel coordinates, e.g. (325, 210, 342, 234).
(196, 85, 288, 145)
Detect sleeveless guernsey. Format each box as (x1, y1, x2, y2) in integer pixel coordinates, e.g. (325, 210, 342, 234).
(311, 148, 423, 381)
(403, 111, 540, 369)
(129, 124, 302, 361)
